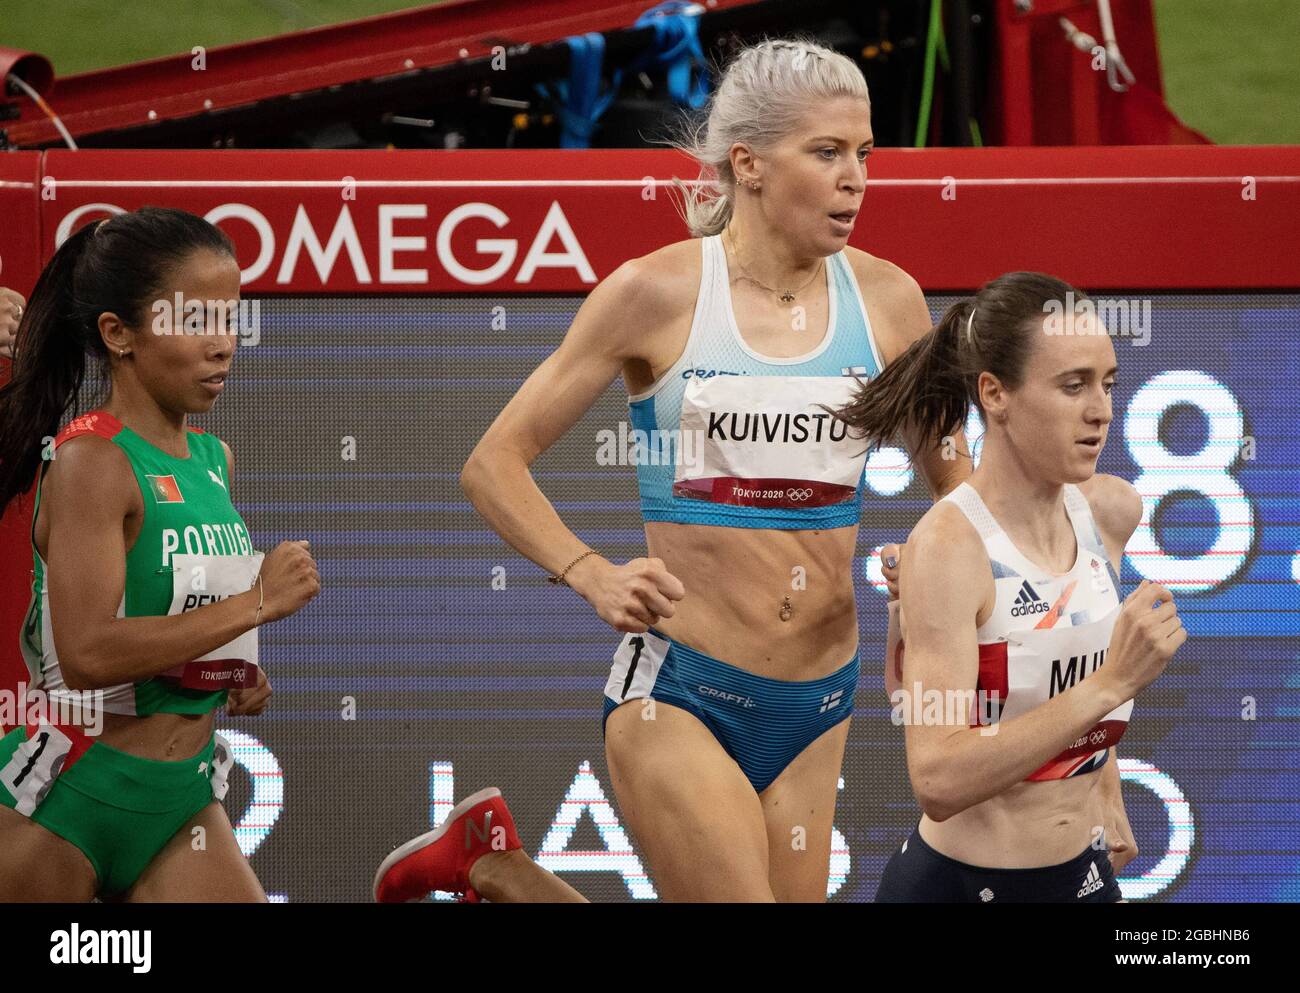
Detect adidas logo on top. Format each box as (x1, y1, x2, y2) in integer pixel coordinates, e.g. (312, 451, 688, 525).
(1076, 860, 1105, 898)
(1010, 580, 1051, 617)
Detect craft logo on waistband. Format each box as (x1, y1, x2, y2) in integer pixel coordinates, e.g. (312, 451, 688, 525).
(698, 685, 756, 708)
(706, 411, 849, 445)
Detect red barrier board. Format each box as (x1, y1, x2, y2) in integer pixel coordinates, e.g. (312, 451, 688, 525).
(9, 145, 1297, 299)
(0, 154, 42, 695)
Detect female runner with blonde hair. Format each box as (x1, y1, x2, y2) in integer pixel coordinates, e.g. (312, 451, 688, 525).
(375, 36, 969, 904)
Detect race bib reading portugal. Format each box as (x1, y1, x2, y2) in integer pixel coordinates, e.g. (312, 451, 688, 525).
(672, 375, 868, 509)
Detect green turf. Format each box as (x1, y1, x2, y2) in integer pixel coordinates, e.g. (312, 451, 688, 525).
(3, 0, 1296, 144)
(1154, 0, 1300, 144)
(0, 0, 442, 76)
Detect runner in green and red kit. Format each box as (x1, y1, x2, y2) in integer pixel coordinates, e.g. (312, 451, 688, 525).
(0, 207, 320, 901)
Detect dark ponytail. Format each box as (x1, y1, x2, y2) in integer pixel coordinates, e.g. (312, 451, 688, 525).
(0, 206, 235, 513)
(0, 220, 103, 512)
(827, 271, 1087, 458)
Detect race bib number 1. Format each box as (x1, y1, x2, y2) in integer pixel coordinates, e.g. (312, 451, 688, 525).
(0, 724, 80, 817)
(604, 629, 671, 704)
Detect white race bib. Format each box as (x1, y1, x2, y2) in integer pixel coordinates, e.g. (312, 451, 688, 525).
(0, 723, 84, 817)
(990, 607, 1133, 779)
(672, 375, 868, 509)
(604, 629, 671, 705)
(207, 733, 235, 801)
(161, 552, 264, 691)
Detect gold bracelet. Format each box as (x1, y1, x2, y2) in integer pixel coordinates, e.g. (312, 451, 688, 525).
(253, 574, 265, 626)
(547, 549, 598, 586)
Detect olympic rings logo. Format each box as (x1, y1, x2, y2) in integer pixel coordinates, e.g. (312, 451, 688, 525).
(786, 487, 814, 502)
(1089, 729, 1107, 745)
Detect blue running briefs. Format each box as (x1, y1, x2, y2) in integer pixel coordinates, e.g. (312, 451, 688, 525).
(601, 627, 859, 793)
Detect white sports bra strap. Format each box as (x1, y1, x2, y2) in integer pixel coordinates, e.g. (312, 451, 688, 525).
(942, 482, 1001, 541)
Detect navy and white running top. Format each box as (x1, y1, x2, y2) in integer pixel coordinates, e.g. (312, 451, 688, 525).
(944, 482, 1133, 780)
(627, 233, 885, 530)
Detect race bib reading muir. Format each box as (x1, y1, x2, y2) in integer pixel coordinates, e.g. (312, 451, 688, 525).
(975, 605, 1134, 781)
(161, 552, 264, 691)
(672, 375, 868, 509)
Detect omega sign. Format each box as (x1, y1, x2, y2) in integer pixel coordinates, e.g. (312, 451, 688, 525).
(54, 200, 598, 288)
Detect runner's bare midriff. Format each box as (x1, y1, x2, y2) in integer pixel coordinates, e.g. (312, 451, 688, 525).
(95, 711, 215, 761)
(919, 771, 1106, 867)
(644, 519, 860, 680)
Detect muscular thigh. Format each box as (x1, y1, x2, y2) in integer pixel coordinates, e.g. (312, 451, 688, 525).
(605, 700, 774, 902)
(123, 802, 266, 903)
(0, 806, 98, 902)
(760, 718, 850, 903)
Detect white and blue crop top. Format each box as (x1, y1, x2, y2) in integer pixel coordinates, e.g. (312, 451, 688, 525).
(627, 233, 885, 530)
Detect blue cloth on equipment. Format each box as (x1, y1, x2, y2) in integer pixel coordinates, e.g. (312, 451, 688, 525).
(538, 2, 712, 149)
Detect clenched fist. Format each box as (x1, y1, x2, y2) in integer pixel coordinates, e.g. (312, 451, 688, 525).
(568, 555, 686, 634)
(255, 540, 321, 623)
(1101, 580, 1186, 699)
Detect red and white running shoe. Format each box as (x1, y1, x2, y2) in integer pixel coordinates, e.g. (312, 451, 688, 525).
(373, 786, 522, 903)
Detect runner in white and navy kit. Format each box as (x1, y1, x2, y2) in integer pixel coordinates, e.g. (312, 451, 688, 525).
(373, 38, 972, 903)
(834, 271, 1186, 902)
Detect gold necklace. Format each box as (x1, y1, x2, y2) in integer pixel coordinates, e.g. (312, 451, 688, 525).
(725, 225, 824, 304)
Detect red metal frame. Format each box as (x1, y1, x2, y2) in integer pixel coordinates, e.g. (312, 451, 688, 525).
(5, 0, 761, 148)
(991, 0, 1184, 146)
(7, 146, 1296, 296)
(7, 0, 1207, 151)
